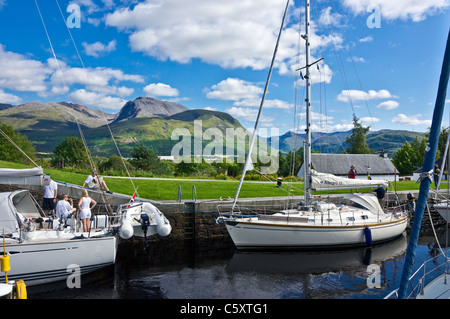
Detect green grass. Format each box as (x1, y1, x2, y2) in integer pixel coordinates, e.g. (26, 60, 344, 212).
(0, 160, 435, 201)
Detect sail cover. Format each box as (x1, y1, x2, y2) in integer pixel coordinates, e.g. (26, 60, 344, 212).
(0, 166, 43, 186)
(0, 190, 41, 234)
(310, 170, 389, 190)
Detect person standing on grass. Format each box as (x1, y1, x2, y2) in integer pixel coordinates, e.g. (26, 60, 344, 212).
(78, 189, 96, 232)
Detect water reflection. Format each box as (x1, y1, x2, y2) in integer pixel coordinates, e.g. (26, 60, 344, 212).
(28, 228, 450, 299)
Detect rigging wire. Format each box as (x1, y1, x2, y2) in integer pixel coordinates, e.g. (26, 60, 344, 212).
(34, 0, 96, 175)
(54, 0, 139, 197)
(0, 128, 39, 167)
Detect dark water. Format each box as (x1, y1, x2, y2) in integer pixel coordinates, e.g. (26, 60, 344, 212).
(27, 228, 450, 300)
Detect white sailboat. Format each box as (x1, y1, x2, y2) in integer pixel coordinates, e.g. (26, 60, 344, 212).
(0, 189, 117, 286)
(221, 0, 408, 250)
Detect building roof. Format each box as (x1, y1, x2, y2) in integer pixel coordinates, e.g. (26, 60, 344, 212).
(298, 153, 398, 176)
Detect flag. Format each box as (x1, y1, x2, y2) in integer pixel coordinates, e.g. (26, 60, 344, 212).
(127, 189, 137, 207)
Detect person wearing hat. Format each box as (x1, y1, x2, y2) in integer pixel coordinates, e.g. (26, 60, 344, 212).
(42, 175, 58, 215)
(82, 170, 112, 194)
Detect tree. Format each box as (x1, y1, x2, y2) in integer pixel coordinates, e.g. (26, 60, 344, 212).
(0, 123, 36, 163)
(130, 143, 170, 175)
(345, 114, 373, 154)
(51, 136, 89, 168)
(392, 141, 415, 174)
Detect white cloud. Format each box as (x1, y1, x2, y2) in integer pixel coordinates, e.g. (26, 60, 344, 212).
(347, 56, 366, 63)
(391, 114, 432, 126)
(69, 89, 127, 111)
(205, 77, 293, 111)
(376, 100, 399, 110)
(337, 89, 394, 103)
(359, 36, 373, 43)
(144, 83, 179, 97)
(226, 106, 275, 123)
(360, 117, 380, 125)
(105, 0, 341, 75)
(205, 78, 263, 101)
(0, 45, 51, 93)
(234, 98, 292, 110)
(342, 0, 449, 22)
(82, 40, 117, 57)
(0, 89, 21, 104)
(318, 7, 344, 27)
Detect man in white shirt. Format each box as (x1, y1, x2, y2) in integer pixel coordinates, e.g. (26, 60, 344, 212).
(55, 194, 76, 219)
(42, 175, 58, 215)
(82, 170, 112, 194)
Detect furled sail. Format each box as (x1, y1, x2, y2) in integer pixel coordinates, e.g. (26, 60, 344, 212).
(0, 167, 44, 186)
(310, 170, 389, 190)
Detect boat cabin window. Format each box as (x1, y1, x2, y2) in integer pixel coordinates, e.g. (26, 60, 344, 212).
(347, 217, 355, 221)
(361, 215, 369, 220)
(340, 198, 366, 210)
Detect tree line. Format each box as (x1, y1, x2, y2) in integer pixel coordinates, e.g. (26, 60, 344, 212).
(1, 118, 448, 177)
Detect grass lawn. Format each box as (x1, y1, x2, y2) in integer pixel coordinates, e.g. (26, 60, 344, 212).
(0, 160, 435, 201)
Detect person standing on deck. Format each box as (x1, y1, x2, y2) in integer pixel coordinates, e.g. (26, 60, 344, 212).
(78, 189, 96, 232)
(42, 175, 58, 215)
(348, 164, 358, 193)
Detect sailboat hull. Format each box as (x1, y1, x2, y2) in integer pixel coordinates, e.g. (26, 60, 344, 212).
(0, 236, 118, 286)
(433, 202, 450, 224)
(225, 217, 408, 250)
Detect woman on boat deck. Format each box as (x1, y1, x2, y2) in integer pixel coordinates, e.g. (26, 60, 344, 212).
(78, 189, 96, 232)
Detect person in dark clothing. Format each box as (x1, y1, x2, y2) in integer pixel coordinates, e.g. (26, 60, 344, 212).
(373, 187, 386, 207)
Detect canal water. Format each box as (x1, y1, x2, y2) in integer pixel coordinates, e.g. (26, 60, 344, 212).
(27, 227, 450, 300)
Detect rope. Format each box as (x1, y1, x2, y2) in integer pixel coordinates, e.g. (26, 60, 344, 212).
(34, 0, 97, 174)
(54, 0, 139, 197)
(0, 128, 39, 167)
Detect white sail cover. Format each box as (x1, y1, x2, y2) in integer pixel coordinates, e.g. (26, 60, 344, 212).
(310, 170, 389, 190)
(0, 190, 42, 234)
(0, 166, 43, 186)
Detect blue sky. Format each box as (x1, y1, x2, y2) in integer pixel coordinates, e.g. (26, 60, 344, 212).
(0, 0, 449, 137)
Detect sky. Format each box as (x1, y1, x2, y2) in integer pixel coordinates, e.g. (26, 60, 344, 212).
(0, 0, 449, 138)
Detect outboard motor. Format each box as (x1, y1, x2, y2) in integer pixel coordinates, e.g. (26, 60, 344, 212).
(139, 213, 151, 251)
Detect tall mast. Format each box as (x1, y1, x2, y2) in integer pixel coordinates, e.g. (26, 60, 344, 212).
(303, 0, 312, 206)
(230, 0, 290, 213)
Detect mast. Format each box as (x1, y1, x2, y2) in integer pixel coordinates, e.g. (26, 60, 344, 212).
(397, 28, 450, 299)
(303, 0, 312, 206)
(230, 0, 290, 213)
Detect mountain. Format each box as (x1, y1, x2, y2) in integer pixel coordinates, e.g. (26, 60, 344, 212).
(270, 129, 424, 156)
(0, 101, 116, 153)
(84, 108, 248, 157)
(0, 103, 13, 111)
(0, 96, 426, 158)
(113, 97, 188, 123)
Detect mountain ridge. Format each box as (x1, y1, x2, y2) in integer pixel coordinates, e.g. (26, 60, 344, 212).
(0, 97, 425, 157)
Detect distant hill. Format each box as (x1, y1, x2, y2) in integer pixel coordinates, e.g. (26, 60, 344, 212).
(0, 96, 426, 158)
(269, 129, 424, 157)
(0, 103, 13, 111)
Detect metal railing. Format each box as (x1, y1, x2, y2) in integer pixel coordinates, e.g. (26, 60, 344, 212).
(385, 255, 450, 299)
